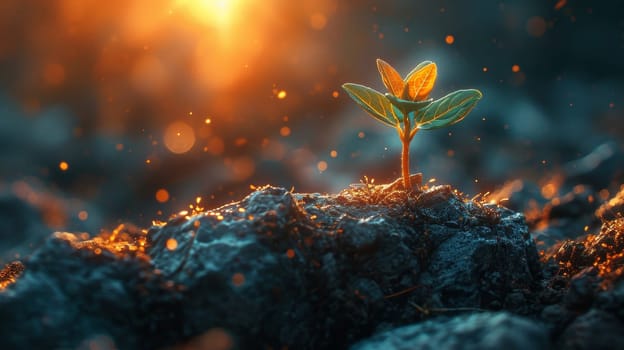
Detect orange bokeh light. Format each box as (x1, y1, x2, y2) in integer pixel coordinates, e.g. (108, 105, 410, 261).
(155, 188, 170, 203)
(164, 121, 196, 154)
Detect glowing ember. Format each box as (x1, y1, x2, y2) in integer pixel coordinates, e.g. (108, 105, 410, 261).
(286, 249, 295, 259)
(166, 238, 178, 251)
(445, 35, 455, 45)
(276, 90, 287, 99)
(331, 91, 340, 98)
(0, 261, 25, 291)
(554, 0, 567, 10)
(317, 161, 328, 172)
(164, 121, 196, 154)
(512, 64, 521, 73)
(330, 150, 338, 158)
(231, 272, 245, 287)
(78, 210, 89, 221)
(280, 126, 291, 137)
(155, 188, 170, 203)
(59, 161, 69, 171)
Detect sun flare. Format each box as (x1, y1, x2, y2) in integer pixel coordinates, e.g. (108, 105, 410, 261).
(176, 0, 240, 28)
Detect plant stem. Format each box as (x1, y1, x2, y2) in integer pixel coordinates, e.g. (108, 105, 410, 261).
(401, 109, 411, 190)
(401, 137, 411, 189)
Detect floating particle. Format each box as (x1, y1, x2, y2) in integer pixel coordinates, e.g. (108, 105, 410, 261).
(204, 118, 211, 124)
(280, 126, 291, 137)
(330, 150, 338, 158)
(59, 161, 69, 171)
(286, 249, 295, 259)
(155, 188, 170, 203)
(78, 211, 88, 221)
(483, 67, 488, 72)
(331, 91, 339, 98)
(166, 238, 178, 251)
(164, 121, 195, 154)
(317, 161, 328, 172)
(512, 64, 521, 73)
(277, 90, 287, 99)
(231, 273, 245, 287)
(358, 131, 365, 138)
(115, 143, 124, 151)
(445, 35, 455, 45)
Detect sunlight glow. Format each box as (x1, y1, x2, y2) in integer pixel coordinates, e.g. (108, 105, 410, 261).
(176, 0, 240, 27)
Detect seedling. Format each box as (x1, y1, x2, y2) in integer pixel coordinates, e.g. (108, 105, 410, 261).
(342, 59, 482, 190)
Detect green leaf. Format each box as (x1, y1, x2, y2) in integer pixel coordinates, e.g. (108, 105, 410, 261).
(342, 83, 402, 127)
(384, 93, 433, 113)
(415, 89, 482, 130)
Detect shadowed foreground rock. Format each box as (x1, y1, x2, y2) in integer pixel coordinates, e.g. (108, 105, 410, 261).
(0, 182, 542, 349)
(351, 311, 549, 350)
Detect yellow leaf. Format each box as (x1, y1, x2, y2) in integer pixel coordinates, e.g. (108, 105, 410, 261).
(376, 59, 405, 97)
(403, 61, 437, 101)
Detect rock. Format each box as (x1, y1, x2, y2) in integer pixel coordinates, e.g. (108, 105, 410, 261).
(350, 312, 550, 350)
(0, 191, 49, 262)
(558, 309, 624, 350)
(595, 185, 624, 221)
(548, 218, 624, 286)
(0, 183, 541, 349)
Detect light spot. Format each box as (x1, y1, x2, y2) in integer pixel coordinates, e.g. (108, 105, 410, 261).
(232, 273, 245, 287)
(155, 188, 170, 203)
(166, 238, 178, 251)
(445, 35, 455, 45)
(277, 90, 287, 99)
(164, 121, 195, 154)
(317, 161, 328, 172)
(512, 64, 521, 73)
(280, 126, 291, 137)
(309, 12, 327, 30)
(59, 161, 69, 171)
(331, 91, 340, 98)
(330, 150, 338, 158)
(78, 211, 88, 221)
(204, 118, 212, 124)
(358, 131, 365, 138)
(286, 249, 295, 259)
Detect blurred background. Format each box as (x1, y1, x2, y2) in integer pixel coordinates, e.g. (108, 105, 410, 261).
(0, 0, 622, 261)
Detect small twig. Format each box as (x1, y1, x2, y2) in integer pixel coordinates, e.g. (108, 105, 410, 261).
(384, 285, 421, 299)
(408, 301, 485, 315)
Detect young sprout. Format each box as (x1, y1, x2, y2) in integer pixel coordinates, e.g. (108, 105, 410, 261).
(342, 59, 482, 190)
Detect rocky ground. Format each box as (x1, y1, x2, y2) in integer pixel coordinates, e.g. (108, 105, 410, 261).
(0, 176, 623, 349)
